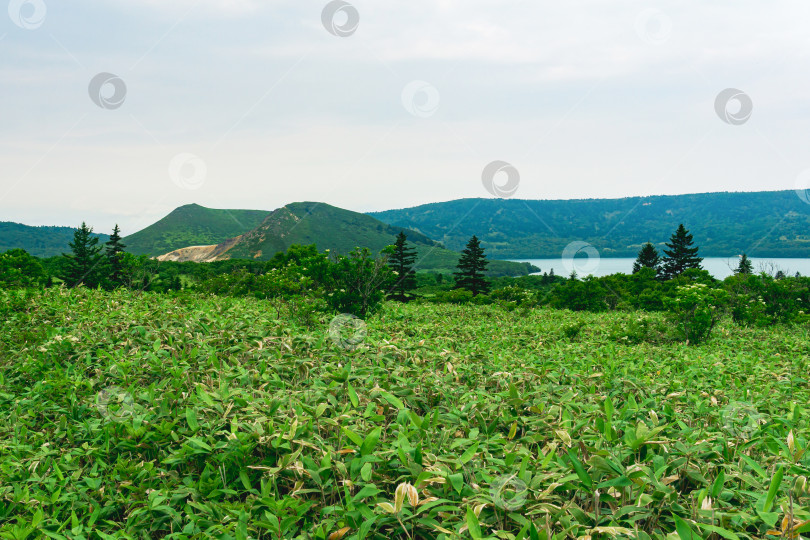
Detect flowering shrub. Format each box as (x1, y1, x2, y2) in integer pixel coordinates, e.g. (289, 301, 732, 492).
(726, 274, 810, 327)
(664, 283, 729, 344)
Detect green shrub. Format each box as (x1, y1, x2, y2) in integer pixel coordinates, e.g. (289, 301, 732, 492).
(664, 284, 728, 344)
(609, 316, 668, 345)
(726, 274, 810, 327)
(561, 322, 585, 340)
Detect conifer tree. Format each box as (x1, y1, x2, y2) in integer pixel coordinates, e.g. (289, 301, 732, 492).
(661, 224, 703, 280)
(453, 235, 490, 296)
(387, 232, 417, 301)
(63, 222, 103, 288)
(734, 253, 753, 275)
(632, 242, 661, 275)
(106, 224, 127, 287)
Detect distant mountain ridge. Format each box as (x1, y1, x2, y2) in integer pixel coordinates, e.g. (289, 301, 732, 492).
(153, 202, 537, 276)
(368, 190, 810, 258)
(0, 222, 108, 258)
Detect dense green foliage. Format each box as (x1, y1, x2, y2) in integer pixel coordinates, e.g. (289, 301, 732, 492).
(0, 221, 108, 258)
(123, 204, 269, 256)
(2, 288, 810, 538)
(370, 190, 810, 258)
(199, 244, 393, 319)
(0, 249, 46, 288)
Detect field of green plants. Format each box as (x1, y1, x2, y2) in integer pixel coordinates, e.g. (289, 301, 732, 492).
(1, 288, 810, 539)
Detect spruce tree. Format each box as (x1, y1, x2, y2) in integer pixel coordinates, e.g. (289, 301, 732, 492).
(661, 224, 703, 280)
(632, 242, 661, 275)
(387, 232, 417, 301)
(106, 224, 127, 287)
(453, 235, 490, 296)
(63, 222, 103, 288)
(735, 253, 753, 275)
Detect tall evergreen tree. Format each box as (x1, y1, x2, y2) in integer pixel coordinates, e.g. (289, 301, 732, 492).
(632, 242, 661, 275)
(63, 222, 103, 288)
(387, 232, 417, 301)
(105, 224, 127, 287)
(661, 224, 702, 280)
(735, 253, 753, 275)
(453, 235, 490, 296)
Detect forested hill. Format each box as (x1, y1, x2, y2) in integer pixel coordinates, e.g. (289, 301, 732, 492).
(369, 190, 810, 258)
(123, 204, 270, 256)
(0, 222, 109, 258)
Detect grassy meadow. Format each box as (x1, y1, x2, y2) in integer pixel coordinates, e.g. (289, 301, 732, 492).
(1, 287, 810, 539)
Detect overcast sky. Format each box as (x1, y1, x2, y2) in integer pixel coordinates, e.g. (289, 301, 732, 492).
(2, 0, 810, 234)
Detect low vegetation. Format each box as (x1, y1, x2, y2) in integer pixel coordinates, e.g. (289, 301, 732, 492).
(1, 288, 810, 538)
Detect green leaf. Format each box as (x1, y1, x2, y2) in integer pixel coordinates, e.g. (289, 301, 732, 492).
(466, 507, 482, 540)
(673, 515, 699, 540)
(352, 484, 381, 501)
(361, 462, 373, 482)
(348, 384, 359, 408)
(458, 441, 479, 467)
(694, 522, 740, 540)
(566, 450, 593, 491)
(185, 408, 199, 432)
(449, 473, 464, 494)
(360, 427, 382, 456)
(764, 466, 784, 512)
(343, 427, 364, 448)
(711, 469, 725, 498)
(380, 391, 404, 409)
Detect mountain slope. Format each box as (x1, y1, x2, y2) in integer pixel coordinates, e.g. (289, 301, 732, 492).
(0, 222, 109, 258)
(369, 190, 810, 258)
(157, 202, 538, 276)
(123, 204, 269, 256)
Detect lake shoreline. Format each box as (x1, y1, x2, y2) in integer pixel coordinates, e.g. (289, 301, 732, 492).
(506, 257, 810, 280)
